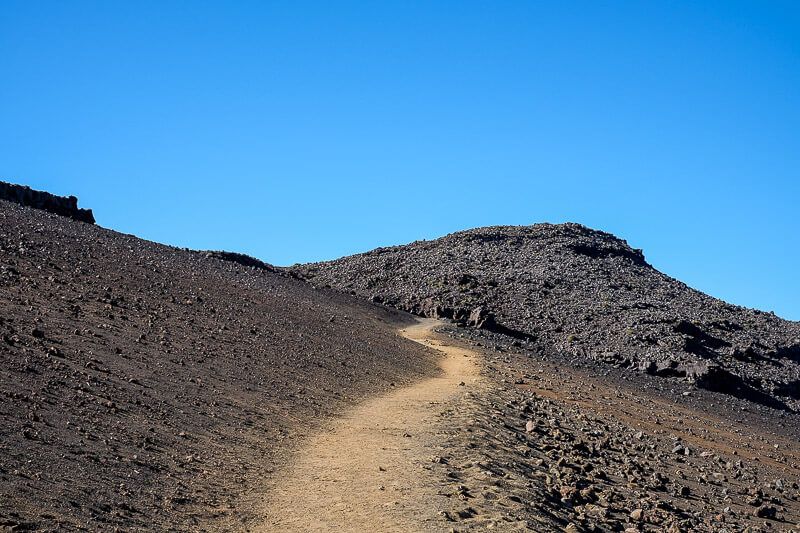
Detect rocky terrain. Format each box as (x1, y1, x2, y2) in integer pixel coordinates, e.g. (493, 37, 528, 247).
(422, 324, 800, 532)
(292, 224, 800, 411)
(0, 198, 437, 531)
(3, 185, 800, 533)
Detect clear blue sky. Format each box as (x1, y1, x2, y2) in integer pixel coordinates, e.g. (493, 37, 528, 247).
(1, 1, 798, 320)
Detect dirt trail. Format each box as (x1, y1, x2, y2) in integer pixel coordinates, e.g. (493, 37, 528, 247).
(259, 319, 482, 532)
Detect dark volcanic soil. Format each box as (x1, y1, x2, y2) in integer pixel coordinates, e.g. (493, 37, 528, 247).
(0, 200, 438, 531)
(291, 224, 800, 411)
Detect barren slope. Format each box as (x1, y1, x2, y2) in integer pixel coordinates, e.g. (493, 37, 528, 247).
(0, 200, 438, 531)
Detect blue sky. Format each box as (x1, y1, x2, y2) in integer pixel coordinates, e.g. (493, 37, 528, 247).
(1, 1, 798, 320)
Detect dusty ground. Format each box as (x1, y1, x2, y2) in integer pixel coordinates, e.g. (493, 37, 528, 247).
(260, 320, 481, 532)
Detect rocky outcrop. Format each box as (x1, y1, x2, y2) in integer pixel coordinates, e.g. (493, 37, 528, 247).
(202, 250, 276, 271)
(0, 181, 95, 223)
(292, 223, 800, 410)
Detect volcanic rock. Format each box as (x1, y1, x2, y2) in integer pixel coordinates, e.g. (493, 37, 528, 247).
(0, 181, 94, 223)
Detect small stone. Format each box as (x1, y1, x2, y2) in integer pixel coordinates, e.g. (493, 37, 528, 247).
(746, 495, 762, 506)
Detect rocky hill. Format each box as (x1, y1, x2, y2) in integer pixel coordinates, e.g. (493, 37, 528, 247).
(0, 199, 436, 531)
(292, 223, 800, 411)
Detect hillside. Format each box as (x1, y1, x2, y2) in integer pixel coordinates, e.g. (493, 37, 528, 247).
(292, 223, 800, 411)
(0, 199, 437, 531)
(4, 195, 800, 532)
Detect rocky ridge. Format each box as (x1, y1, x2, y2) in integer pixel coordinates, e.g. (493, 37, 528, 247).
(0, 181, 95, 224)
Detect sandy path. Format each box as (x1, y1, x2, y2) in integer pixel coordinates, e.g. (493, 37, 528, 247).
(258, 319, 481, 532)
